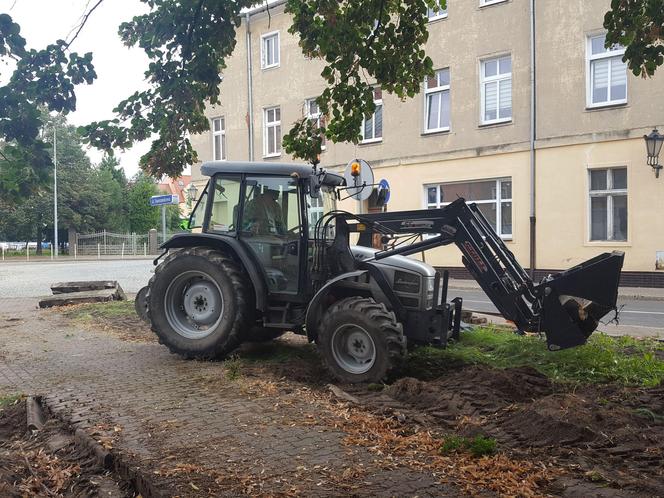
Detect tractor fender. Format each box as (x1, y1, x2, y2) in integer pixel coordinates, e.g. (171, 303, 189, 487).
(305, 268, 403, 341)
(160, 233, 268, 311)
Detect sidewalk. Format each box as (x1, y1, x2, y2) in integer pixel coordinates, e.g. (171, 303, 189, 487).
(0, 255, 155, 263)
(448, 278, 664, 301)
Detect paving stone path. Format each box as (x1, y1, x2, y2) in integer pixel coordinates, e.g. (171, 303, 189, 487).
(0, 298, 455, 496)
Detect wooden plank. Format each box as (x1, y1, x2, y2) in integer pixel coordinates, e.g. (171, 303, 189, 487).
(51, 281, 118, 294)
(38, 289, 117, 308)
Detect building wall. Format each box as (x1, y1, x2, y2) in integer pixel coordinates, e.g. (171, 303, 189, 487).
(189, 0, 664, 278)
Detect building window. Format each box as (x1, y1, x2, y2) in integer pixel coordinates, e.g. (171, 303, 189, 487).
(480, 0, 507, 6)
(480, 55, 511, 124)
(424, 68, 450, 133)
(589, 168, 627, 241)
(212, 117, 226, 161)
(426, 178, 512, 238)
(263, 106, 281, 157)
(305, 98, 326, 149)
(427, 1, 448, 21)
(587, 34, 627, 107)
(261, 31, 280, 69)
(361, 87, 383, 143)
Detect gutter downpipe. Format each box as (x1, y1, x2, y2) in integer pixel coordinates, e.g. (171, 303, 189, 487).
(245, 12, 255, 161)
(528, 0, 537, 280)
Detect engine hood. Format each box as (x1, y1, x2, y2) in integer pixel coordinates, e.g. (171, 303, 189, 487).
(350, 245, 437, 278)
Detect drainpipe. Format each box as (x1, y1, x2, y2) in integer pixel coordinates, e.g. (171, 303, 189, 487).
(528, 0, 537, 279)
(245, 12, 255, 161)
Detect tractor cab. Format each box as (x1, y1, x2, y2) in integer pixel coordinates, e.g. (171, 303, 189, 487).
(187, 161, 342, 298)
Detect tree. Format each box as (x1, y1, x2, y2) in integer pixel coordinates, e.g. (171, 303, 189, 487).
(127, 173, 160, 233)
(604, 0, 664, 77)
(0, 13, 96, 203)
(79, 0, 442, 174)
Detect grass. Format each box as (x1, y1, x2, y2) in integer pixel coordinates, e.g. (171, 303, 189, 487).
(439, 435, 498, 457)
(0, 393, 23, 408)
(406, 327, 664, 387)
(63, 300, 136, 322)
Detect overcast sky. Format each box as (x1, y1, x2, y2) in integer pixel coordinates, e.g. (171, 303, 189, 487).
(1, 0, 188, 178)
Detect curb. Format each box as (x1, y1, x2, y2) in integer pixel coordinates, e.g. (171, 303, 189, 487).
(42, 395, 164, 498)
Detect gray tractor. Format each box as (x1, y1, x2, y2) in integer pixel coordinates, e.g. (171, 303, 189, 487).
(139, 160, 624, 383)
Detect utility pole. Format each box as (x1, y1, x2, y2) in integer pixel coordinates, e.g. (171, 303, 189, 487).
(53, 126, 59, 258)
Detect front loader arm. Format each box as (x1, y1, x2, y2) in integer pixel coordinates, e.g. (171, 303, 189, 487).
(346, 198, 624, 350)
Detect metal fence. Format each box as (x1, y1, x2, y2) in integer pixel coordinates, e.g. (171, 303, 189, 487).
(75, 230, 187, 257)
(76, 231, 149, 257)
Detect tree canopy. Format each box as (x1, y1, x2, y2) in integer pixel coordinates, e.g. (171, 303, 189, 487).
(604, 0, 664, 77)
(0, 13, 95, 202)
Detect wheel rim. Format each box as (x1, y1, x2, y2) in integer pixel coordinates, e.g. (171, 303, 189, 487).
(330, 324, 376, 375)
(164, 271, 224, 339)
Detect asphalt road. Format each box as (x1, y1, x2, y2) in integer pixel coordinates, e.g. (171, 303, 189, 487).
(0, 259, 154, 298)
(452, 288, 664, 329)
(0, 259, 662, 328)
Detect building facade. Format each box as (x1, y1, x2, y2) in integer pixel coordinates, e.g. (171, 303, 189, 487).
(190, 0, 664, 286)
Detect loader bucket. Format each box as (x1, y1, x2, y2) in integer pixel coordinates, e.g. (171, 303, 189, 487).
(536, 251, 624, 351)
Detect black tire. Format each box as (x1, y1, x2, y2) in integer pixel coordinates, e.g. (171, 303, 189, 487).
(316, 297, 406, 383)
(243, 326, 286, 343)
(135, 286, 150, 323)
(147, 247, 251, 359)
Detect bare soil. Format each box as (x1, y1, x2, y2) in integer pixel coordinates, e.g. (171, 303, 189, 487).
(347, 366, 664, 497)
(0, 400, 132, 497)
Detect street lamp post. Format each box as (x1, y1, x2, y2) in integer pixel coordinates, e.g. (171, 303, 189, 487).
(53, 127, 58, 257)
(644, 128, 664, 178)
(187, 182, 198, 206)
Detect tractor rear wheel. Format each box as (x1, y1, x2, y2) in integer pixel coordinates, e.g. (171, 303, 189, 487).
(148, 247, 251, 359)
(317, 297, 406, 383)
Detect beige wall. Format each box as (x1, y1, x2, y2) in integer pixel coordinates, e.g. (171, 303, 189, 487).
(537, 138, 664, 272)
(536, 0, 664, 146)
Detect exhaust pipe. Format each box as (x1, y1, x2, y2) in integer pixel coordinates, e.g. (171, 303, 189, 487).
(536, 251, 624, 350)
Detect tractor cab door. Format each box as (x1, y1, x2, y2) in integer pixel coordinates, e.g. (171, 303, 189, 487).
(240, 175, 303, 295)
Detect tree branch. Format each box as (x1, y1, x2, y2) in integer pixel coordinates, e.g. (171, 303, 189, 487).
(64, 0, 105, 51)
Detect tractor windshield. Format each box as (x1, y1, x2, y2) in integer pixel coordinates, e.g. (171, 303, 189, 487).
(187, 182, 209, 230)
(307, 186, 337, 238)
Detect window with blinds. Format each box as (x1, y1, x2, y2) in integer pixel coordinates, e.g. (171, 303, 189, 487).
(212, 117, 226, 161)
(587, 34, 627, 107)
(480, 56, 511, 125)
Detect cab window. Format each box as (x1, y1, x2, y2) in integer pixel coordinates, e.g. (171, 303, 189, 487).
(208, 176, 242, 233)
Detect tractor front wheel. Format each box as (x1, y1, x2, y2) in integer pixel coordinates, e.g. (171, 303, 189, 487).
(148, 248, 251, 359)
(317, 297, 406, 383)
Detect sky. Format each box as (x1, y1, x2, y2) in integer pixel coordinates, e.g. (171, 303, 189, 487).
(1, 0, 190, 178)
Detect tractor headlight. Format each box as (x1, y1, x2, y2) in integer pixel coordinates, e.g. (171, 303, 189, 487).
(393, 271, 421, 294)
(425, 277, 435, 310)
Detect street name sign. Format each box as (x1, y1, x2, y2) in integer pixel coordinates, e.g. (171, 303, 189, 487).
(150, 194, 179, 207)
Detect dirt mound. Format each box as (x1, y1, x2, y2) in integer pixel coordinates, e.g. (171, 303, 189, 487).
(384, 366, 552, 425)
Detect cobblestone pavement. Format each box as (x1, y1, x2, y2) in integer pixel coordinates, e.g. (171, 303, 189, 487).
(0, 301, 457, 497)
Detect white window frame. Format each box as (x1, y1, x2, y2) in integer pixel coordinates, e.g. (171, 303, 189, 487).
(424, 68, 451, 133)
(480, 55, 512, 125)
(211, 117, 226, 161)
(480, 0, 507, 6)
(588, 167, 628, 242)
(586, 34, 627, 108)
(305, 98, 326, 150)
(261, 31, 280, 70)
(361, 88, 383, 144)
(427, 1, 448, 21)
(424, 178, 513, 239)
(263, 106, 281, 158)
